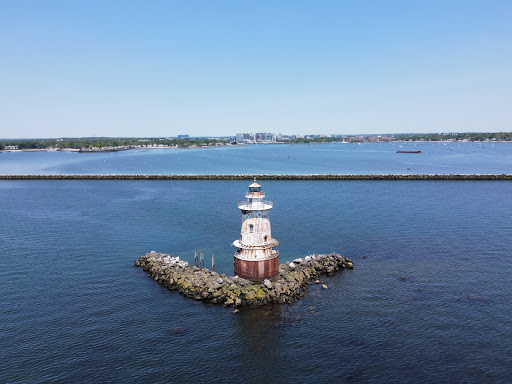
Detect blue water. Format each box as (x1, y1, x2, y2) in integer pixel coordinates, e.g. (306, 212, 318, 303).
(1, 142, 511, 175)
(1, 177, 511, 383)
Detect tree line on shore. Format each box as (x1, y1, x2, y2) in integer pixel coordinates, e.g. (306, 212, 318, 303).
(290, 132, 511, 144)
(1, 132, 511, 150)
(0, 137, 230, 150)
(394, 132, 512, 142)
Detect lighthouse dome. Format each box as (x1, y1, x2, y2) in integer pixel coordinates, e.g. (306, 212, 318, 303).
(249, 178, 261, 193)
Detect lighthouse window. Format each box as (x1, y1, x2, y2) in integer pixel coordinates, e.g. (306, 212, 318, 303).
(249, 224, 254, 232)
(264, 235, 268, 242)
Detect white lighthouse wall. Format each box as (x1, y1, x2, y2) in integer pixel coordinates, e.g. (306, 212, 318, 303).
(241, 217, 271, 246)
(237, 247, 273, 259)
(234, 184, 279, 264)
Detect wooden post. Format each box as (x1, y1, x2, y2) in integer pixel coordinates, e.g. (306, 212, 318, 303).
(212, 255, 215, 272)
(194, 249, 198, 267)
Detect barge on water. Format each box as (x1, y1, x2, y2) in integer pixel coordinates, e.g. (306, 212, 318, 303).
(396, 150, 422, 154)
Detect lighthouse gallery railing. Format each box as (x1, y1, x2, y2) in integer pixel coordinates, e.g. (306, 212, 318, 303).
(238, 201, 273, 209)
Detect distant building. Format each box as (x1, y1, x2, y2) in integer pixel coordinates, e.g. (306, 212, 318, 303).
(178, 134, 189, 139)
(235, 132, 255, 143)
(233, 132, 397, 143)
(254, 132, 275, 142)
(5, 145, 18, 150)
(368, 136, 395, 142)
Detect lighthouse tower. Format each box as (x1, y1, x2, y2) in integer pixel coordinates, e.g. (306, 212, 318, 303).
(233, 179, 279, 281)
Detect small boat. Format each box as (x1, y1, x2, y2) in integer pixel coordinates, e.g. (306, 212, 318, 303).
(396, 150, 422, 154)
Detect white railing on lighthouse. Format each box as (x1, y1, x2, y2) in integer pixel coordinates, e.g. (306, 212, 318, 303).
(238, 201, 273, 209)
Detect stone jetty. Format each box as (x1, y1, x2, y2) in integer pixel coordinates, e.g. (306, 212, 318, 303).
(1, 174, 511, 180)
(135, 251, 354, 306)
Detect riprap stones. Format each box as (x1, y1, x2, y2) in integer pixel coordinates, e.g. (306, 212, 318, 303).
(134, 251, 353, 306)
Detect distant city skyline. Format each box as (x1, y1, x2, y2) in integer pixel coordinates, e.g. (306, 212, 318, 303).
(1, 1, 511, 139)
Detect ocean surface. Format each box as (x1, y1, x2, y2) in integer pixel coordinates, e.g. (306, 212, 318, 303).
(1, 141, 511, 175)
(1, 145, 512, 383)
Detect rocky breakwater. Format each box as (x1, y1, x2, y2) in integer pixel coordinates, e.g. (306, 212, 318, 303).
(2, 174, 511, 180)
(135, 251, 354, 306)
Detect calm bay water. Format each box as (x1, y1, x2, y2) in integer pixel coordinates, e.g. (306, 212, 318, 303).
(1, 145, 512, 383)
(1, 142, 511, 175)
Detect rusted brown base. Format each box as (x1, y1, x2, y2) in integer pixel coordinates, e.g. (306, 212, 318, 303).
(234, 256, 279, 281)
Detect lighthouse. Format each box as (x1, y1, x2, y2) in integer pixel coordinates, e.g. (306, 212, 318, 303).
(233, 179, 279, 281)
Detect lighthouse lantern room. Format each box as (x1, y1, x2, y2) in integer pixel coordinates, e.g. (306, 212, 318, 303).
(233, 179, 279, 281)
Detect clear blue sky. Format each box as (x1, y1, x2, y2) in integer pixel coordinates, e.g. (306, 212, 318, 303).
(0, 0, 510, 138)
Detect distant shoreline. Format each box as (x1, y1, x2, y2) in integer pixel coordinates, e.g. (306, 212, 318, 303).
(0, 174, 510, 180)
(1, 140, 511, 153)
(0, 148, 80, 153)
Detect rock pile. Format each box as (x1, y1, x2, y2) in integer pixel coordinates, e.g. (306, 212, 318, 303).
(134, 251, 354, 306)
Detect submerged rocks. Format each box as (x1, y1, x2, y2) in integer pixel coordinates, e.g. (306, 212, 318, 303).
(135, 252, 354, 307)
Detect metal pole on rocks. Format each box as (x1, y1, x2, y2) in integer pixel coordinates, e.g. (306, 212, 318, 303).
(200, 250, 204, 269)
(194, 249, 198, 267)
(212, 255, 215, 272)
